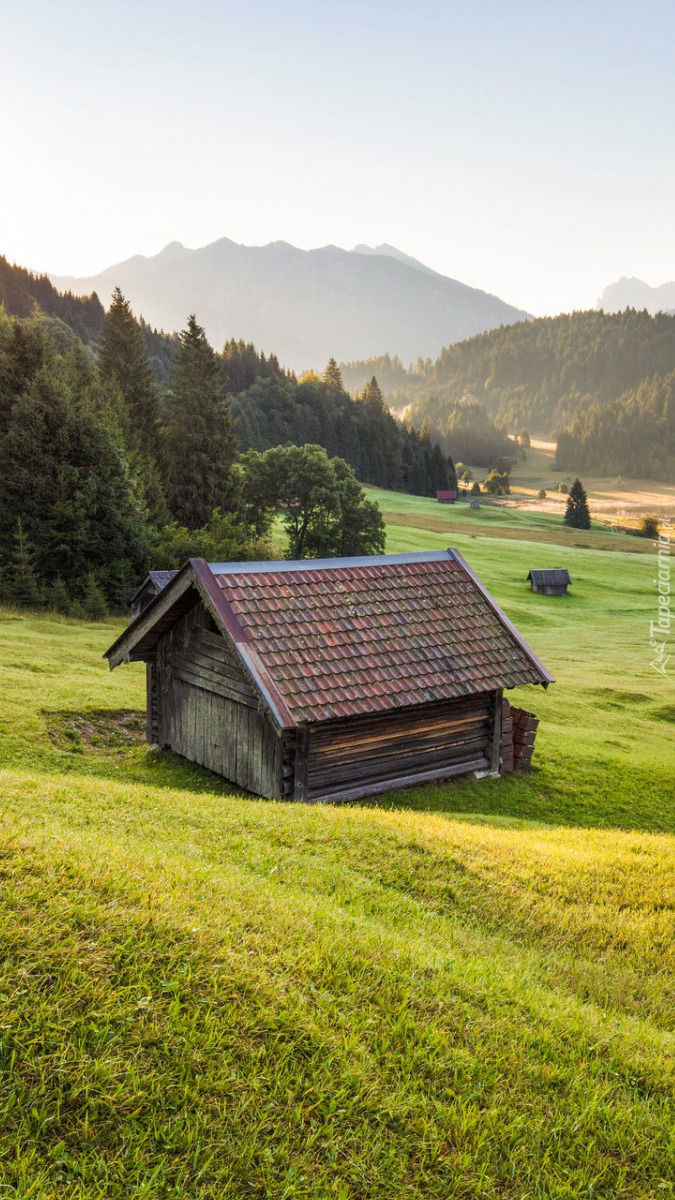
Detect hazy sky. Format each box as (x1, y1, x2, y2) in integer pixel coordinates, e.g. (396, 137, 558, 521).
(2, 0, 673, 315)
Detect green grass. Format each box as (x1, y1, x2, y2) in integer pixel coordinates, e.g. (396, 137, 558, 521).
(363, 485, 652, 553)
(0, 502, 674, 1197)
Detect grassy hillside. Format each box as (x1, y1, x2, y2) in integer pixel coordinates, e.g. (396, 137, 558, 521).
(0, 511, 673, 1196)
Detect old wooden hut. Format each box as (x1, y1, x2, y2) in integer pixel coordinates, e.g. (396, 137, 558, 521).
(130, 570, 178, 620)
(436, 489, 457, 504)
(527, 568, 572, 596)
(105, 551, 553, 803)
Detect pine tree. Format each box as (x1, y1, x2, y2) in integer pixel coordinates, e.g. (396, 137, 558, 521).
(82, 573, 108, 621)
(0, 366, 148, 603)
(47, 577, 70, 614)
(98, 288, 160, 455)
(7, 518, 42, 608)
(564, 478, 591, 529)
(163, 315, 237, 529)
(322, 358, 344, 394)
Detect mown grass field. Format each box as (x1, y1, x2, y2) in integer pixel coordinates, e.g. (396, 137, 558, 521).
(451, 438, 675, 524)
(0, 499, 673, 1198)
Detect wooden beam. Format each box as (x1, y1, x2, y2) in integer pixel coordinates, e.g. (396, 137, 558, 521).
(490, 688, 503, 775)
(308, 756, 489, 804)
(293, 729, 309, 802)
(106, 566, 197, 669)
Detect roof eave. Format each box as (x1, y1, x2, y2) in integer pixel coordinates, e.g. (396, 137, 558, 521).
(105, 561, 197, 669)
(189, 559, 296, 730)
(104, 559, 297, 732)
(451, 548, 555, 687)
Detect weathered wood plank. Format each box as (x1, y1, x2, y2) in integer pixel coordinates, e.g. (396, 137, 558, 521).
(310, 694, 490, 743)
(307, 737, 490, 790)
(186, 647, 254, 689)
(169, 662, 258, 708)
(307, 715, 489, 766)
(490, 689, 503, 775)
(308, 756, 489, 804)
(307, 727, 490, 779)
(293, 729, 309, 802)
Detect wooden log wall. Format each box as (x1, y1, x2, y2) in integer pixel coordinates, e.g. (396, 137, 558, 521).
(146, 662, 160, 745)
(500, 698, 514, 773)
(304, 692, 493, 803)
(154, 602, 283, 798)
(500, 699, 539, 771)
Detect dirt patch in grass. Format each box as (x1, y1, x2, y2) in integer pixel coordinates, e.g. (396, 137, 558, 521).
(44, 709, 146, 756)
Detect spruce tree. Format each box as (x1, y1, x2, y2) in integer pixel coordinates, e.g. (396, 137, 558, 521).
(564, 478, 591, 529)
(7, 519, 42, 608)
(322, 358, 344, 394)
(163, 315, 237, 529)
(48, 577, 71, 614)
(0, 366, 148, 603)
(82, 573, 108, 621)
(98, 288, 160, 454)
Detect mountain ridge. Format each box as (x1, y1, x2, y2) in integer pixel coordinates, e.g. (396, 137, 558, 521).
(599, 276, 675, 315)
(50, 237, 530, 370)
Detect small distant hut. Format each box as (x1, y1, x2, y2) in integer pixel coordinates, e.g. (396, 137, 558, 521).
(527, 569, 572, 596)
(436, 489, 457, 504)
(130, 570, 177, 620)
(105, 551, 553, 803)
(470, 497, 480, 509)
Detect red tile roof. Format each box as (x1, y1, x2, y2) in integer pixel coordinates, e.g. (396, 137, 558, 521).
(106, 551, 553, 729)
(213, 552, 551, 724)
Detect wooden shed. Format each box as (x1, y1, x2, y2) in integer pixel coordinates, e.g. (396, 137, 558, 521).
(527, 568, 572, 596)
(105, 551, 554, 803)
(130, 570, 178, 620)
(436, 489, 457, 504)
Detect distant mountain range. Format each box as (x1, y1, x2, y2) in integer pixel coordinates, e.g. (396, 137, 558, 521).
(599, 277, 675, 315)
(50, 238, 530, 370)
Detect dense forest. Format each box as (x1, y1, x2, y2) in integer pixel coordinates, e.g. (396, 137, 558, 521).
(343, 310, 675, 480)
(556, 370, 675, 480)
(0, 254, 104, 344)
(0, 260, 460, 615)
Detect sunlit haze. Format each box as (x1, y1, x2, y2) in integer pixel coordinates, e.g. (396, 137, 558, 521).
(2, 0, 674, 315)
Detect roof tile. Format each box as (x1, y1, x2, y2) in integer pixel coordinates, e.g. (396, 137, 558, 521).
(214, 556, 548, 724)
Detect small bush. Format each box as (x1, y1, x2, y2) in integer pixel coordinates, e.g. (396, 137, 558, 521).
(638, 515, 660, 539)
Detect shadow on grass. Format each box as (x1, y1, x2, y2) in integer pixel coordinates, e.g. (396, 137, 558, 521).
(35, 707, 675, 836)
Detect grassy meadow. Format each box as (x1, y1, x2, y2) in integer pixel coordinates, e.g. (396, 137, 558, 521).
(0, 497, 674, 1197)
(462, 438, 675, 525)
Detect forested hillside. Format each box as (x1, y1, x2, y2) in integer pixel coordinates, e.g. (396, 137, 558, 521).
(0, 273, 458, 615)
(556, 370, 675, 480)
(0, 255, 104, 344)
(344, 310, 675, 480)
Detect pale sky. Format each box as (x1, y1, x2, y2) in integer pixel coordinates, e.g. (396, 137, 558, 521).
(2, 0, 673, 315)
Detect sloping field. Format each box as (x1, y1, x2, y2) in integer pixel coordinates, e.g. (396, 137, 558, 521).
(0, 520, 673, 1197)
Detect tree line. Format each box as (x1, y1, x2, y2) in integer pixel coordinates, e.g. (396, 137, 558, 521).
(0, 286, 456, 616)
(555, 370, 675, 480)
